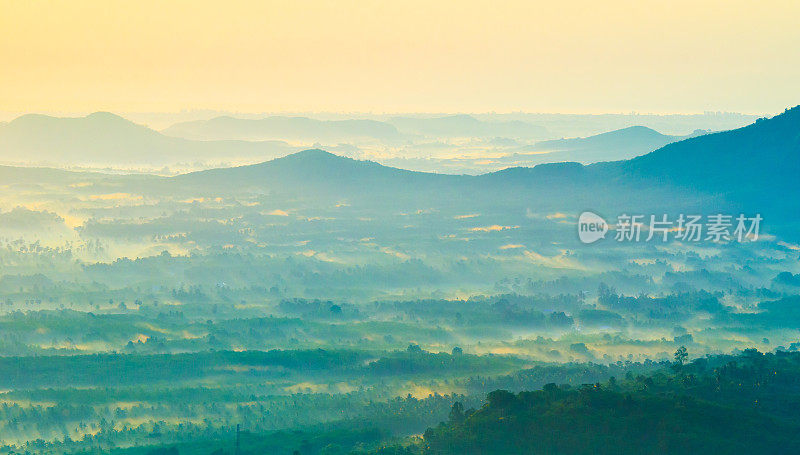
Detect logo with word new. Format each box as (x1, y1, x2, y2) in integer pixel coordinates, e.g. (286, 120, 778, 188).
(578, 211, 608, 244)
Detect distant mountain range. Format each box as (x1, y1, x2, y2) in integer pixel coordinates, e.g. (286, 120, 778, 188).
(162, 116, 403, 142)
(0, 112, 296, 167)
(524, 126, 710, 163)
(177, 106, 797, 194)
(163, 114, 551, 142)
(0, 112, 694, 171)
(387, 114, 550, 139)
(483, 106, 800, 235)
(173, 106, 800, 235)
(1, 106, 798, 236)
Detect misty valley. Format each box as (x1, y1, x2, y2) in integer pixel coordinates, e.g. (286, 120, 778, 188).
(0, 108, 799, 454)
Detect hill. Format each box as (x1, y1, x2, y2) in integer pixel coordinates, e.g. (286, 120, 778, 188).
(173, 149, 467, 202)
(406, 350, 800, 455)
(194, 105, 797, 204)
(527, 126, 708, 162)
(0, 112, 295, 167)
(620, 106, 800, 192)
(476, 106, 800, 231)
(422, 387, 800, 455)
(1, 106, 798, 232)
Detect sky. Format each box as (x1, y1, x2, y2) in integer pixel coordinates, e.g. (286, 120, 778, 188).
(1, 0, 799, 116)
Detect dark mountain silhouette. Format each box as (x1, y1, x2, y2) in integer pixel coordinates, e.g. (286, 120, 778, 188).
(162, 116, 403, 142)
(609, 106, 800, 234)
(618, 106, 800, 192)
(0, 112, 295, 166)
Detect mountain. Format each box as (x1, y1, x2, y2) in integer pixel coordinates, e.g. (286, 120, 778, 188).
(483, 112, 756, 138)
(164, 114, 550, 143)
(611, 107, 800, 232)
(479, 106, 800, 235)
(174, 106, 798, 203)
(162, 116, 403, 142)
(173, 149, 466, 202)
(0, 112, 296, 167)
(618, 107, 800, 192)
(488, 106, 799, 188)
(526, 126, 709, 163)
(2, 106, 798, 234)
(387, 114, 550, 139)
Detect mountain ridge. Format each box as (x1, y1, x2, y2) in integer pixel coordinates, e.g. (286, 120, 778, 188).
(0, 112, 296, 166)
(523, 125, 710, 163)
(2, 106, 798, 189)
(0, 106, 797, 228)
(387, 114, 550, 139)
(162, 116, 403, 142)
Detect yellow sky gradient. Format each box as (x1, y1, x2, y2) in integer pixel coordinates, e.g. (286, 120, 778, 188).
(1, 0, 799, 114)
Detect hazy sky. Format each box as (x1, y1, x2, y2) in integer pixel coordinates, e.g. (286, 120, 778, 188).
(2, 0, 799, 115)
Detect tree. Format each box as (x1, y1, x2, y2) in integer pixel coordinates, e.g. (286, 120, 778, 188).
(674, 346, 688, 366)
(486, 390, 517, 412)
(448, 402, 465, 423)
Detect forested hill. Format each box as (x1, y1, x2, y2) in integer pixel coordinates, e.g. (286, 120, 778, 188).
(394, 349, 800, 455)
(112, 350, 800, 455)
(415, 349, 800, 454)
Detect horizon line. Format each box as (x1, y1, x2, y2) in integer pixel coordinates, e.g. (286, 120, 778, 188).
(0, 108, 769, 122)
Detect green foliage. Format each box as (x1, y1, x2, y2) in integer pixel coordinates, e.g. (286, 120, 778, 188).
(421, 350, 800, 455)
